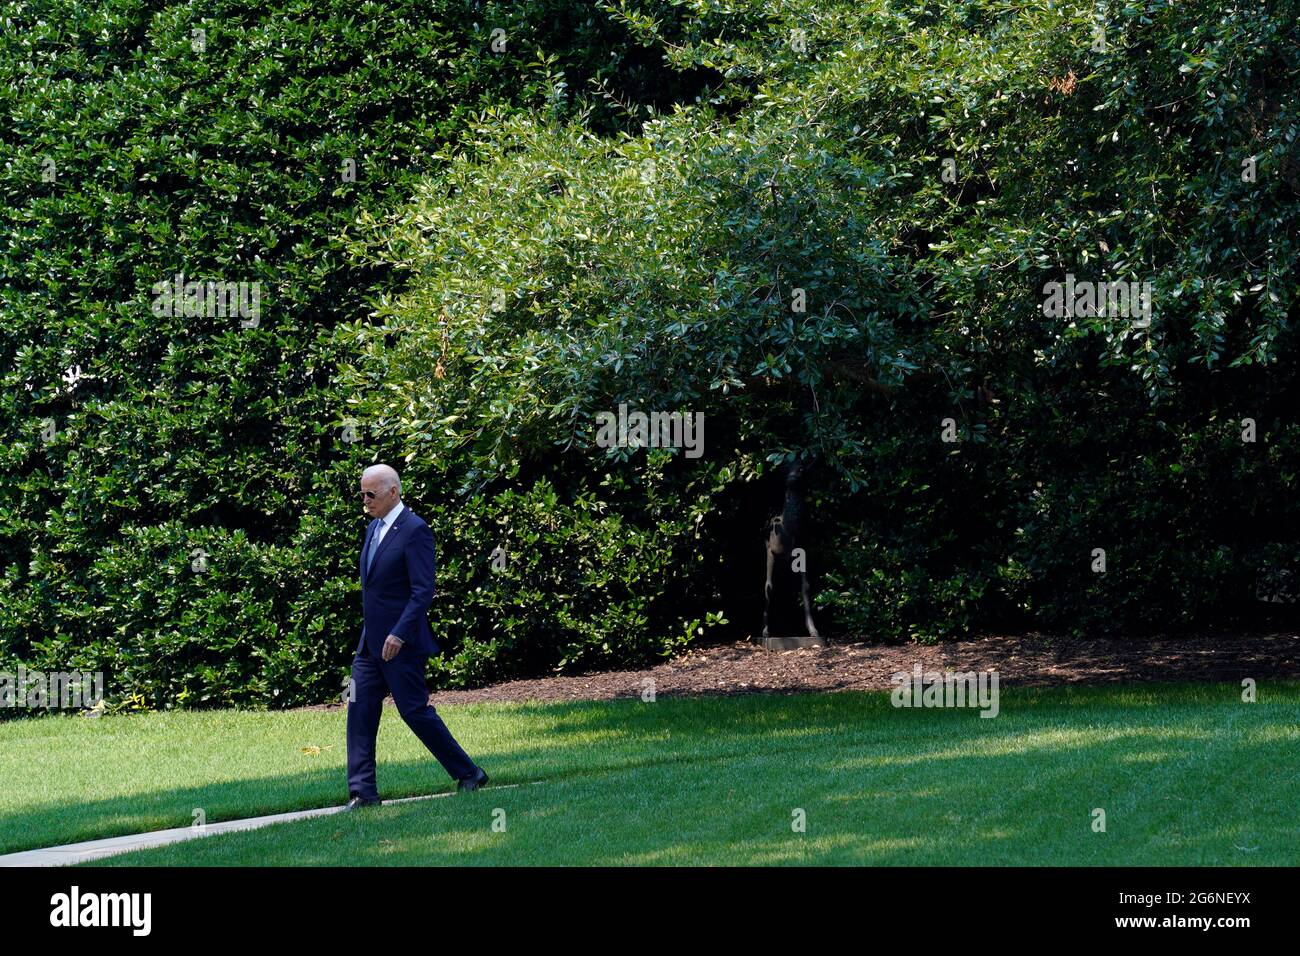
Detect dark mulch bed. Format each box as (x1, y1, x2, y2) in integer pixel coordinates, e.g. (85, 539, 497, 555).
(300, 631, 1300, 710)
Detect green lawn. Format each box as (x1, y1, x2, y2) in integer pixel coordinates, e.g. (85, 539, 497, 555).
(2, 683, 1296, 865)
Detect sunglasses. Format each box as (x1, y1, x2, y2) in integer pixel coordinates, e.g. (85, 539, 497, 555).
(359, 489, 392, 500)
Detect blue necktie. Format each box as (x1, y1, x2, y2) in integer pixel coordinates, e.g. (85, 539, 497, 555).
(365, 521, 382, 574)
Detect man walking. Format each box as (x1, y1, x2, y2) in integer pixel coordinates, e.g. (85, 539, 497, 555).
(345, 463, 488, 808)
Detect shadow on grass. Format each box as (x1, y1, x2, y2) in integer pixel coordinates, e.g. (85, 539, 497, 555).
(92, 706, 1300, 866)
(5, 682, 1297, 860)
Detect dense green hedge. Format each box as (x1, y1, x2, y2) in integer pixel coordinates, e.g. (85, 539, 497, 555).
(3, 0, 1297, 715)
(0, 0, 716, 713)
(422, 460, 715, 687)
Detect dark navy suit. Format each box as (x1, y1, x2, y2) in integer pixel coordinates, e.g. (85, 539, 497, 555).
(346, 502, 476, 799)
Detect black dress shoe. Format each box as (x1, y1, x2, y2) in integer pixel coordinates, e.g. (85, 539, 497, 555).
(345, 795, 381, 810)
(456, 767, 489, 792)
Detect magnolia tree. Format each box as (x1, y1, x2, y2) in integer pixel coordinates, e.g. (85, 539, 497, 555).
(338, 0, 1298, 642)
(339, 104, 931, 496)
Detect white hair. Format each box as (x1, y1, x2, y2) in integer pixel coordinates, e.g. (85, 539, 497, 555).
(361, 463, 401, 494)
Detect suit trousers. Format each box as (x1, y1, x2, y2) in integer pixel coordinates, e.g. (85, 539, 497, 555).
(346, 643, 476, 799)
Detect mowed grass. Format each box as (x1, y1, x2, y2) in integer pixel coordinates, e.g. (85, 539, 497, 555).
(1, 682, 1296, 865)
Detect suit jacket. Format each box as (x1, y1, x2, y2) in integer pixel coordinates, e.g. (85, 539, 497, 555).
(357, 505, 439, 658)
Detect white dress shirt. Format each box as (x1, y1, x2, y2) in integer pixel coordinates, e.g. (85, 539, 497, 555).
(374, 499, 404, 548)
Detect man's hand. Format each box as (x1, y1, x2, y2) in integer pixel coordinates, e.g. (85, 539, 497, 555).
(382, 634, 404, 661)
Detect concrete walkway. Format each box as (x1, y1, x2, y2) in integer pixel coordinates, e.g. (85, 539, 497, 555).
(0, 782, 536, 867)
